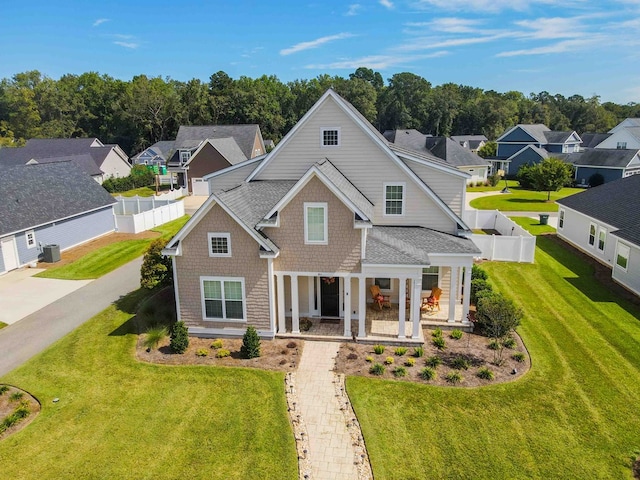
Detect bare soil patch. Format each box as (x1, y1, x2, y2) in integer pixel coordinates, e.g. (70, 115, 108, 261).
(0, 385, 40, 441)
(137, 336, 304, 373)
(335, 328, 530, 387)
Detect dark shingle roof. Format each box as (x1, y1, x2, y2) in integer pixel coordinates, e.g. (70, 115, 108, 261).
(515, 124, 550, 143)
(383, 129, 431, 153)
(316, 160, 374, 219)
(363, 226, 480, 265)
(451, 135, 488, 150)
(544, 131, 576, 143)
(174, 125, 261, 159)
(572, 148, 639, 168)
(557, 175, 640, 239)
(425, 137, 489, 167)
(0, 162, 116, 236)
(30, 154, 103, 177)
(0, 138, 100, 165)
(580, 133, 611, 149)
(207, 138, 247, 165)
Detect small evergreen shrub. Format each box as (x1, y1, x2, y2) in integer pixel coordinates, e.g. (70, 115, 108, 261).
(450, 329, 464, 340)
(0, 385, 9, 396)
(432, 336, 446, 350)
(419, 367, 436, 381)
(477, 367, 494, 380)
(373, 344, 385, 354)
(393, 366, 407, 377)
(432, 328, 443, 338)
(451, 356, 470, 370)
(471, 265, 488, 281)
(365, 356, 374, 363)
(384, 356, 394, 365)
(470, 278, 493, 305)
(503, 337, 517, 349)
(195, 348, 209, 357)
(445, 372, 463, 384)
(369, 363, 385, 375)
(425, 356, 442, 368)
(404, 357, 416, 367)
(210, 339, 224, 349)
(169, 321, 189, 354)
(143, 325, 168, 350)
(513, 352, 526, 363)
(394, 346, 408, 356)
(413, 346, 424, 358)
(240, 326, 261, 359)
(488, 340, 500, 350)
(215, 349, 231, 358)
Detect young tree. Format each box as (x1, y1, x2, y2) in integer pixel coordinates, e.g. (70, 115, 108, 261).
(140, 238, 173, 290)
(476, 292, 523, 365)
(169, 321, 189, 354)
(240, 325, 261, 359)
(477, 141, 497, 158)
(529, 157, 574, 200)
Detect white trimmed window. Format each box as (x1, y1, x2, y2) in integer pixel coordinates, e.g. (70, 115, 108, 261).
(304, 202, 327, 244)
(588, 223, 596, 247)
(558, 209, 565, 229)
(201, 277, 246, 321)
(598, 228, 606, 252)
(25, 230, 36, 249)
(384, 183, 405, 216)
(616, 243, 630, 271)
(422, 267, 439, 291)
(321, 127, 340, 147)
(208, 233, 231, 257)
(180, 150, 191, 163)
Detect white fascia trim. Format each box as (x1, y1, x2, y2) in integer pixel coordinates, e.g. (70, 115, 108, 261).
(495, 125, 521, 143)
(360, 263, 426, 269)
(202, 155, 266, 181)
(390, 146, 468, 178)
(574, 164, 626, 170)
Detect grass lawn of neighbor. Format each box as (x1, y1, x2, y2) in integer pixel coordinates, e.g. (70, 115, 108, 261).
(348, 232, 640, 478)
(469, 186, 582, 212)
(0, 289, 298, 479)
(35, 216, 189, 280)
(466, 179, 519, 192)
(113, 185, 174, 197)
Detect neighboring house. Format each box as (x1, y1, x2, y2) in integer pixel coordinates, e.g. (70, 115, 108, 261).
(580, 133, 612, 150)
(166, 125, 265, 194)
(131, 141, 174, 167)
(0, 162, 116, 274)
(608, 118, 640, 134)
(163, 89, 480, 341)
(557, 175, 640, 297)
(451, 135, 488, 153)
(0, 138, 131, 183)
(505, 145, 549, 174)
(383, 130, 489, 184)
(594, 127, 640, 151)
(495, 124, 581, 174)
(568, 149, 640, 185)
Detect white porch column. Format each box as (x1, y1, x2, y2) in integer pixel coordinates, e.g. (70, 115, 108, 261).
(267, 258, 276, 335)
(448, 267, 458, 323)
(398, 277, 406, 339)
(343, 277, 352, 337)
(412, 277, 422, 338)
(276, 274, 286, 333)
(457, 266, 464, 303)
(291, 274, 300, 334)
(462, 265, 472, 325)
(358, 276, 366, 338)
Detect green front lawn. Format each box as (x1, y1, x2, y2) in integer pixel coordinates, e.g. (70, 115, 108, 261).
(469, 186, 582, 212)
(0, 289, 297, 479)
(35, 216, 189, 280)
(348, 235, 640, 478)
(510, 216, 557, 236)
(466, 179, 519, 192)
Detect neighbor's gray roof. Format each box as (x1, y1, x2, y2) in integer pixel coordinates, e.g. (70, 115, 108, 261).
(544, 131, 577, 144)
(580, 133, 611, 149)
(451, 135, 487, 144)
(387, 143, 457, 170)
(513, 124, 550, 144)
(208, 138, 247, 165)
(572, 148, 639, 168)
(383, 129, 431, 153)
(0, 162, 116, 236)
(174, 125, 261, 159)
(557, 175, 640, 242)
(425, 137, 489, 167)
(315, 160, 374, 219)
(29, 154, 103, 177)
(622, 127, 640, 142)
(363, 226, 480, 265)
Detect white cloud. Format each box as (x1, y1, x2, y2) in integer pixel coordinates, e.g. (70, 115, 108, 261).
(346, 4, 361, 15)
(410, 0, 569, 13)
(93, 18, 109, 27)
(496, 38, 597, 57)
(394, 32, 513, 52)
(514, 17, 585, 39)
(305, 52, 447, 70)
(280, 33, 355, 55)
(114, 41, 139, 49)
(409, 17, 484, 33)
(380, 0, 394, 8)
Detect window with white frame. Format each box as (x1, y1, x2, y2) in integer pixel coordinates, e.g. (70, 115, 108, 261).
(208, 233, 231, 257)
(384, 183, 405, 216)
(617, 142, 627, 149)
(25, 230, 36, 249)
(374, 278, 391, 291)
(588, 223, 596, 246)
(321, 127, 340, 147)
(616, 243, 630, 271)
(422, 267, 439, 291)
(598, 228, 606, 251)
(304, 202, 327, 244)
(180, 150, 191, 163)
(201, 277, 245, 320)
(558, 209, 565, 229)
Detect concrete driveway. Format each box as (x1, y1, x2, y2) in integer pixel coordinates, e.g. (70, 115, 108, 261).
(0, 268, 92, 325)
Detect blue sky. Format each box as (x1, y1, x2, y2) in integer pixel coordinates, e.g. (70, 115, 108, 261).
(1, 0, 639, 103)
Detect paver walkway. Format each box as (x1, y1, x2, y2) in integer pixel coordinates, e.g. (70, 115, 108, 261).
(295, 341, 371, 479)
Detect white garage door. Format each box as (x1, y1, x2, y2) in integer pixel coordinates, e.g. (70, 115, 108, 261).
(1, 237, 19, 274)
(191, 178, 210, 196)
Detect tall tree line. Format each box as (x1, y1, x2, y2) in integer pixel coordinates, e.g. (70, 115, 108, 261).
(0, 67, 637, 155)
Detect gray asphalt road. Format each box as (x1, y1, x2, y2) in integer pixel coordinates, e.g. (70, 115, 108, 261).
(0, 257, 143, 378)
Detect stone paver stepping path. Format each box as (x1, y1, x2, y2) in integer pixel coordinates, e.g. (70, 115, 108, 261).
(286, 341, 372, 480)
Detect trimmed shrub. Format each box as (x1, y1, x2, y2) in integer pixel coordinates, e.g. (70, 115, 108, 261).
(384, 356, 394, 365)
(513, 352, 526, 363)
(393, 366, 407, 377)
(470, 278, 493, 305)
(369, 363, 385, 375)
(413, 346, 424, 358)
(477, 367, 494, 380)
(240, 326, 261, 359)
(365, 356, 374, 363)
(445, 371, 463, 384)
(425, 356, 442, 368)
(140, 238, 172, 289)
(195, 348, 209, 357)
(419, 367, 436, 381)
(215, 349, 231, 358)
(404, 357, 416, 367)
(210, 339, 224, 349)
(488, 340, 500, 350)
(0, 385, 9, 396)
(451, 356, 470, 370)
(9, 391, 23, 402)
(169, 321, 189, 354)
(432, 336, 446, 350)
(143, 325, 168, 350)
(394, 346, 408, 356)
(471, 265, 488, 281)
(373, 344, 385, 354)
(450, 329, 464, 340)
(503, 337, 517, 349)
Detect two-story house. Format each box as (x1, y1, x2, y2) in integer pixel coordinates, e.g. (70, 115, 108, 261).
(163, 90, 480, 343)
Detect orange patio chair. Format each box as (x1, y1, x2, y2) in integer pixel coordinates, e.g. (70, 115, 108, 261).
(370, 285, 391, 310)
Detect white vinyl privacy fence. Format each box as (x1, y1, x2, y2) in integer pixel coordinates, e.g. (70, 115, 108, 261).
(463, 210, 536, 263)
(114, 195, 185, 234)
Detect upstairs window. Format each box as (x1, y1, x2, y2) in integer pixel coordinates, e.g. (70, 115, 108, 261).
(616, 244, 630, 271)
(588, 223, 596, 246)
(617, 142, 627, 149)
(304, 203, 327, 244)
(208, 233, 231, 257)
(321, 127, 340, 147)
(384, 183, 405, 216)
(180, 150, 191, 163)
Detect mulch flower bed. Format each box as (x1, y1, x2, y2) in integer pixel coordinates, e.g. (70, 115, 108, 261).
(0, 385, 40, 440)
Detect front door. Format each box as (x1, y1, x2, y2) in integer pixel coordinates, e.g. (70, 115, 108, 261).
(320, 277, 340, 317)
